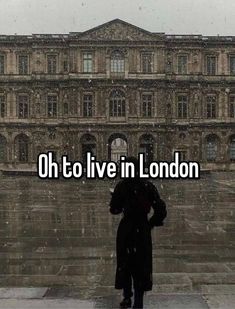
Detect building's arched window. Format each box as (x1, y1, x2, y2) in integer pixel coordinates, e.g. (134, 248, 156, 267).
(206, 134, 219, 162)
(229, 135, 235, 161)
(15, 134, 29, 162)
(110, 51, 125, 73)
(109, 90, 125, 117)
(0, 134, 7, 163)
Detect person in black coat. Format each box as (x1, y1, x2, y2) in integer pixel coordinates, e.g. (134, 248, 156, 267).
(109, 157, 167, 309)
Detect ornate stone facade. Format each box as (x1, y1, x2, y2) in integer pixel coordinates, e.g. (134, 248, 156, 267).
(0, 19, 235, 170)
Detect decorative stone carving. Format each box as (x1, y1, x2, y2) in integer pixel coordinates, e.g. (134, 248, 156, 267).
(193, 91, 200, 117)
(79, 20, 154, 41)
(192, 52, 199, 64)
(106, 47, 128, 56)
(192, 145, 199, 159)
(166, 92, 173, 117)
(165, 51, 173, 73)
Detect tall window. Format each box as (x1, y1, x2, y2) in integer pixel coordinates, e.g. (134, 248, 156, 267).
(229, 56, 235, 75)
(0, 55, 4, 74)
(18, 95, 29, 118)
(178, 55, 187, 74)
(63, 59, 69, 72)
(63, 102, 68, 115)
(177, 95, 188, 118)
(18, 55, 28, 75)
(0, 96, 6, 118)
(83, 94, 93, 117)
(206, 135, 218, 162)
(47, 95, 57, 117)
(47, 55, 57, 74)
(229, 136, 235, 161)
(206, 56, 216, 75)
(206, 95, 216, 118)
(229, 96, 235, 118)
(83, 52, 92, 73)
(142, 94, 153, 117)
(109, 90, 125, 117)
(16, 135, 29, 162)
(0, 135, 7, 162)
(141, 53, 153, 73)
(110, 51, 125, 73)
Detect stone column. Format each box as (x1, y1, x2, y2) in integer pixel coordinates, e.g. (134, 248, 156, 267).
(128, 132, 138, 157)
(96, 132, 104, 161)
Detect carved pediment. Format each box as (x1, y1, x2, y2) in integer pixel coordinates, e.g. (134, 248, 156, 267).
(78, 19, 155, 41)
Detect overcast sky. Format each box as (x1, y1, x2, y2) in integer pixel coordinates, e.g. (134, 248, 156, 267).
(0, 0, 234, 36)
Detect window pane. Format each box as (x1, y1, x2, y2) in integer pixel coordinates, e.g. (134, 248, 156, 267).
(47, 95, 57, 117)
(229, 96, 235, 117)
(83, 94, 93, 117)
(110, 52, 124, 73)
(207, 56, 216, 75)
(0, 136, 6, 162)
(64, 102, 68, 115)
(19, 139, 28, 162)
(177, 95, 188, 118)
(63, 59, 69, 72)
(230, 56, 235, 75)
(142, 94, 152, 117)
(83, 53, 92, 73)
(47, 55, 57, 74)
(109, 91, 125, 117)
(206, 96, 216, 118)
(19, 55, 28, 75)
(0, 96, 6, 117)
(18, 95, 29, 118)
(142, 53, 153, 73)
(178, 55, 187, 74)
(230, 137, 235, 161)
(206, 141, 217, 161)
(0, 55, 4, 74)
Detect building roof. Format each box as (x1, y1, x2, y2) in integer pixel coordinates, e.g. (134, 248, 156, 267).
(0, 19, 235, 44)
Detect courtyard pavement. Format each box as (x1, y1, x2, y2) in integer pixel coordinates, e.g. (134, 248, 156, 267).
(0, 287, 235, 308)
(0, 172, 235, 308)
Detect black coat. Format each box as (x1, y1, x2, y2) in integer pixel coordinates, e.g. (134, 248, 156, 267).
(109, 178, 167, 291)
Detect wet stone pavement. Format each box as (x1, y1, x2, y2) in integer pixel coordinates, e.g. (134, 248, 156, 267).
(0, 172, 235, 308)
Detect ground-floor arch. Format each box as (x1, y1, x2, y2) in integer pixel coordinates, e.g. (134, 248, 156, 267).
(205, 134, 220, 162)
(0, 134, 7, 163)
(14, 134, 30, 163)
(108, 133, 127, 162)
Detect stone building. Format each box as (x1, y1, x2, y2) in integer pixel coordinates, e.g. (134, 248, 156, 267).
(0, 19, 235, 170)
